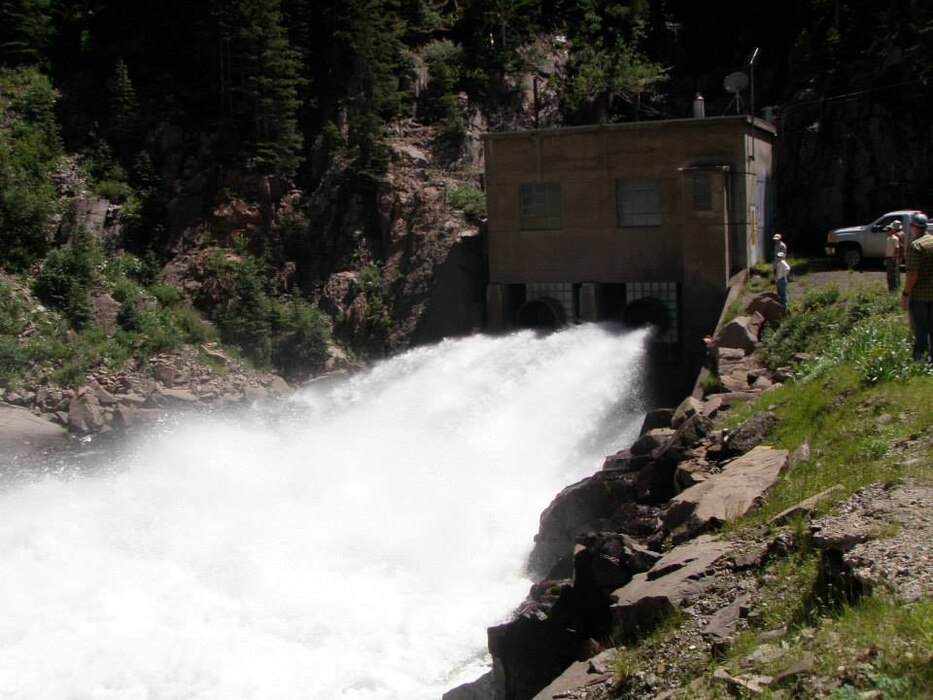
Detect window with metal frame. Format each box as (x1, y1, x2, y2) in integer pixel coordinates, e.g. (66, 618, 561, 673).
(520, 182, 562, 230)
(616, 179, 661, 227)
(526, 282, 574, 320)
(692, 172, 713, 212)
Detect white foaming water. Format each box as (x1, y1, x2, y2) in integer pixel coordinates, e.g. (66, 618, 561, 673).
(0, 325, 648, 700)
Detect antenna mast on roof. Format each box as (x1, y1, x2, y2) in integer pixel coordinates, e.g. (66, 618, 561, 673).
(749, 47, 760, 117)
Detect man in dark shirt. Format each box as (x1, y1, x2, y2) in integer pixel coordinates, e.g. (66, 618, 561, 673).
(902, 212, 933, 362)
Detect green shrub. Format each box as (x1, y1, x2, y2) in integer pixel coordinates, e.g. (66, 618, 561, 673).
(32, 242, 96, 329)
(117, 299, 142, 331)
(847, 317, 928, 384)
(111, 277, 142, 303)
(0, 282, 31, 335)
(760, 283, 906, 377)
(421, 40, 466, 138)
(800, 284, 841, 312)
(0, 67, 63, 270)
(271, 299, 331, 379)
(149, 284, 182, 307)
(0, 336, 26, 385)
(445, 184, 486, 221)
(93, 178, 132, 203)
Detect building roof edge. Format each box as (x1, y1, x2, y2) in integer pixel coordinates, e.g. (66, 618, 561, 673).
(482, 115, 777, 142)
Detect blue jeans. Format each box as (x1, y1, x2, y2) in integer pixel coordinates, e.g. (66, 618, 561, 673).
(776, 278, 787, 306)
(908, 300, 933, 363)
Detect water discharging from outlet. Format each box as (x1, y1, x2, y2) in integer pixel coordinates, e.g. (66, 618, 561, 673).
(0, 325, 648, 700)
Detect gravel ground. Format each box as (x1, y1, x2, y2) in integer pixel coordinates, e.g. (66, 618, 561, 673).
(815, 480, 933, 602)
(571, 480, 933, 700)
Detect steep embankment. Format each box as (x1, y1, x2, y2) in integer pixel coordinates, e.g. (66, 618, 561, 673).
(448, 273, 932, 700)
(0, 116, 488, 450)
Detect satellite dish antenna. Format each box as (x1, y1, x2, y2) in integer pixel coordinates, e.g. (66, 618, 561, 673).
(724, 72, 749, 94)
(723, 71, 749, 114)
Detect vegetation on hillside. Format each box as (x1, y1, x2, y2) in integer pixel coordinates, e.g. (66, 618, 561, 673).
(609, 281, 933, 698)
(1, 1, 932, 378)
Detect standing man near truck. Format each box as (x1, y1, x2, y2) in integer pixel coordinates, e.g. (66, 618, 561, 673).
(902, 213, 933, 363)
(884, 221, 902, 291)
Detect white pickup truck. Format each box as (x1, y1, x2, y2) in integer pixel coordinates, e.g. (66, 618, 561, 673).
(824, 210, 929, 268)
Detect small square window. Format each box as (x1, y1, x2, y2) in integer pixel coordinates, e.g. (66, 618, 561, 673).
(520, 182, 562, 230)
(692, 172, 712, 212)
(617, 179, 661, 227)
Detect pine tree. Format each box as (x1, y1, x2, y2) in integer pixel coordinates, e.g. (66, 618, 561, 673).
(214, 0, 306, 179)
(106, 59, 141, 165)
(336, 0, 407, 182)
(0, 0, 57, 67)
(562, 0, 666, 123)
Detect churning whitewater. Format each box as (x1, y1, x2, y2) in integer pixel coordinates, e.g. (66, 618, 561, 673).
(0, 325, 649, 700)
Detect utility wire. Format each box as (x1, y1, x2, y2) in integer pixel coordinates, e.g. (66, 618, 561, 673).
(781, 79, 922, 114)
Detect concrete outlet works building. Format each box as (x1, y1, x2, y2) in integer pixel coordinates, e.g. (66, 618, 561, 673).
(482, 115, 776, 390)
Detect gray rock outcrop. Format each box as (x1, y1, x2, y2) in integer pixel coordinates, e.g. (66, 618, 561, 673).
(610, 535, 733, 639)
(0, 402, 70, 462)
(664, 446, 789, 543)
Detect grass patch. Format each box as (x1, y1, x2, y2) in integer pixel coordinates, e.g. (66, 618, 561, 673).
(709, 557, 931, 699)
(715, 280, 933, 528)
(719, 370, 933, 531)
(676, 278, 933, 698)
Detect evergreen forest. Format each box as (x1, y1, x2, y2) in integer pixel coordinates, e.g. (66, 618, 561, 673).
(1, 0, 932, 379)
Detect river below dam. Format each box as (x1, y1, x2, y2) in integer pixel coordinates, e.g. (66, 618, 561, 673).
(0, 325, 649, 699)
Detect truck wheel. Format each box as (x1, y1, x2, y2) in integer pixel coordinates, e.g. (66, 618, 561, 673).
(840, 246, 862, 269)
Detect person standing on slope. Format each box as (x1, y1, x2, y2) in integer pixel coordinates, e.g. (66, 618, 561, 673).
(775, 251, 791, 307)
(772, 233, 787, 270)
(902, 212, 933, 363)
(884, 221, 902, 291)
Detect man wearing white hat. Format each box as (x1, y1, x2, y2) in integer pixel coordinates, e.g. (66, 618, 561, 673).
(773, 233, 787, 259)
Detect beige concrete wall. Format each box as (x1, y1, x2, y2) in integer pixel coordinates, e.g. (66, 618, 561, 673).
(484, 116, 775, 289)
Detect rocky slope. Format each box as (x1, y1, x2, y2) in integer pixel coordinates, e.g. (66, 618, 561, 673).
(446, 290, 932, 700)
(0, 113, 490, 457)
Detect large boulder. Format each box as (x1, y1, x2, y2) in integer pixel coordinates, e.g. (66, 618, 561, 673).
(652, 413, 715, 466)
(630, 427, 675, 456)
(531, 649, 619, 700)
(570, 533, 663, 638)
(723, 411, 776, 457)
(637, 407, 673, 435)
(529, 470, 639, 577)
(717, 313, 764, 354)
(714, 346, 754, 391)
(67, 390, 105, 434)
(671, 395, 703, 428)
(443, 670, 504, 700)
(746, 293, 787, 325)
(663, 446, 789, 543)
(609, 536, 733, 640)
(487, 583, 592, 700)
(0, 403, 70, 463)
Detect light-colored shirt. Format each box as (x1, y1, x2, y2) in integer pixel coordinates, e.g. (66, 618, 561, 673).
(776, 259, 791, 281)
(885, 232, 901, 258)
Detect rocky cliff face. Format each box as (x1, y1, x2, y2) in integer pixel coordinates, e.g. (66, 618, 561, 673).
(777, 98, 932, 246)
